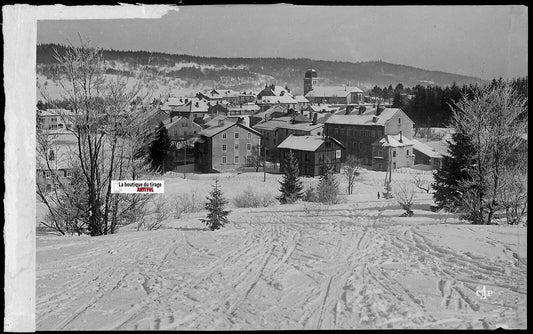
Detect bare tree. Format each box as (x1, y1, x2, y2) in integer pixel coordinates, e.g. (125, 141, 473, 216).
(246, 144, 263, 172)
(497, 161, 528, 225)
(450, 81, 528, 225)
(342, 155, 361, 195)
(413, 174, 431, 194)
(37, 36, 154, 236)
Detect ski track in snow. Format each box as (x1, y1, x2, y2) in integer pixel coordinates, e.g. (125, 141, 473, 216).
(36, 198, 527, 330)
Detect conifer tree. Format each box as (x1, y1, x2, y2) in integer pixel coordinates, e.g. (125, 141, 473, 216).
(277, 150, 303, 204)
(317, 161, 339, 204)
(432, 131, 476, 211)
(201, 180, 230, 231)
(148, 121, 173, 173)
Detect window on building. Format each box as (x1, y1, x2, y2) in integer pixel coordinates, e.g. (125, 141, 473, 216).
(234, 132, 239, 139)
(393, 162, 397, 169)
(359, 143, 363, 150)
(246, 143, 252, 151)
(222, 144, 227, 152)
(378, 150, 383, 157)
(406, 149, 409, 156)
(234, 143, 239, 150)
(335, 128, 339, 135)
(222, 156, 227, 164)
(378, 163, 383, 170)
(398, 118, 401, 124)
(247, 132, 252, 139)
(393, 151, 396, 157)
(222, 133, 227, 140)
(44, 171, 51, 179)
(371, 130, 376, 137)
(234, 156, 239, 164)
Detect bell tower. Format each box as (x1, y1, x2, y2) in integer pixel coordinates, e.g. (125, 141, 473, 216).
(303, 69, 318, 96)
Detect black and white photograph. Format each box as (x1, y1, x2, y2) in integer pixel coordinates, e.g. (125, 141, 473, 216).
(3, 4, 528, 331)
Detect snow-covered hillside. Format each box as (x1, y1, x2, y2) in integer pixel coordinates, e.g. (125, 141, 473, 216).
(36, 171, 527, 330)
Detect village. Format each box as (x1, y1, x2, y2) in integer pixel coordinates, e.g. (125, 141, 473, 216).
(36, 68, 449, 193)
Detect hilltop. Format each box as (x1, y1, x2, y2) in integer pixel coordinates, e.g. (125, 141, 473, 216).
(36, 44, 485, 98)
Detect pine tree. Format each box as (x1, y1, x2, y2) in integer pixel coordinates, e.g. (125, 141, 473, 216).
(317, 161, 339, 204)
(277, 150, 303, 204)
(148, 121, 173, 174)
(201, 180, 230, 231)
(432, 131, 476, 211)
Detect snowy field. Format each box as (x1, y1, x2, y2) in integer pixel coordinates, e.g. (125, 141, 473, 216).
(36, 170, 527, 330)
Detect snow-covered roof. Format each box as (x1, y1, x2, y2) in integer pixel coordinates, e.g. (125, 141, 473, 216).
(326, 108, 400, 126)
(277, 135, 344, 152)
(373, 134, 415, 148)
(410, 139, 443, 158)
(275, 114, 312, 124)
(227, 103, 261, 112)
(253, 119, 323, 132)
(307, 104, 341, 113)
(200, 121, 261, 138)
(258, 94, 299, 105)
(172, 98, 210, 113)
(162, 116, 187, 129)
(305, 85, 363, 98)
(293, 95, 309, 103)
(37, 109, 76, 117)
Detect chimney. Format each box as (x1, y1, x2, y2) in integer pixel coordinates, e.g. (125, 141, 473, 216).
(359, 106, 366, 115)
(185, 98, 188, 103)
(218, 118, 225, 127)
(399, 131, 403, 143)
(312, 113, 318, 125)
(373, 116, 378, 123)
(170, 116, 173, 123)
(376, 104, 385, 116)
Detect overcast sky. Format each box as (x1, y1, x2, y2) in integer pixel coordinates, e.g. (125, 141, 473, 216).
(37, 5, 528, 80)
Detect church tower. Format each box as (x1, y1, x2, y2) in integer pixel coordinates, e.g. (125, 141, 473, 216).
(303, 69, 318, 96)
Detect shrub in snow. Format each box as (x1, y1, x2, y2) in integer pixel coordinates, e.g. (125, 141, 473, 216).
(277, 150, 303, 204)
(173, 190, 204, 219)
(201, 180, 230, 231)
(394, 183, 415, 217)
(232, 187, 275, 208)
(302, 185, 317, 202)
(137, 196, 171, 231)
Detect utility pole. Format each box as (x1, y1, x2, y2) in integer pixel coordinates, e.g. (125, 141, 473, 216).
(263, 142, 267, 182)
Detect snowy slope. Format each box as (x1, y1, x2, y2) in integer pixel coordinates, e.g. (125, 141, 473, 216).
(36, 171, 527, 330)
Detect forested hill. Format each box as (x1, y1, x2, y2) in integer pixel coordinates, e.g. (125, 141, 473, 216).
(37, 43, 485, 94)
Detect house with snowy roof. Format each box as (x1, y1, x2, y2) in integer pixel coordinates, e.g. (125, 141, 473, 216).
(37, 109, 77, 131)
(197, 88, 256, 104)
(194, 118, 262, 172)
(257, 84, 290, 99)
(371, 133, 415, 171)
(303, 69, 363, 105)
(253, 114, 324, 153)
(277, 135, 345, 177)
(410, 138, 444, 169)
(324, 105, 414, 166)
(169, 98, 211, 120)
(162, 116, 202, 142)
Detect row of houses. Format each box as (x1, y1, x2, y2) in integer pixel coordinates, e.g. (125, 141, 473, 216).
(37, 69, 457, 189)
